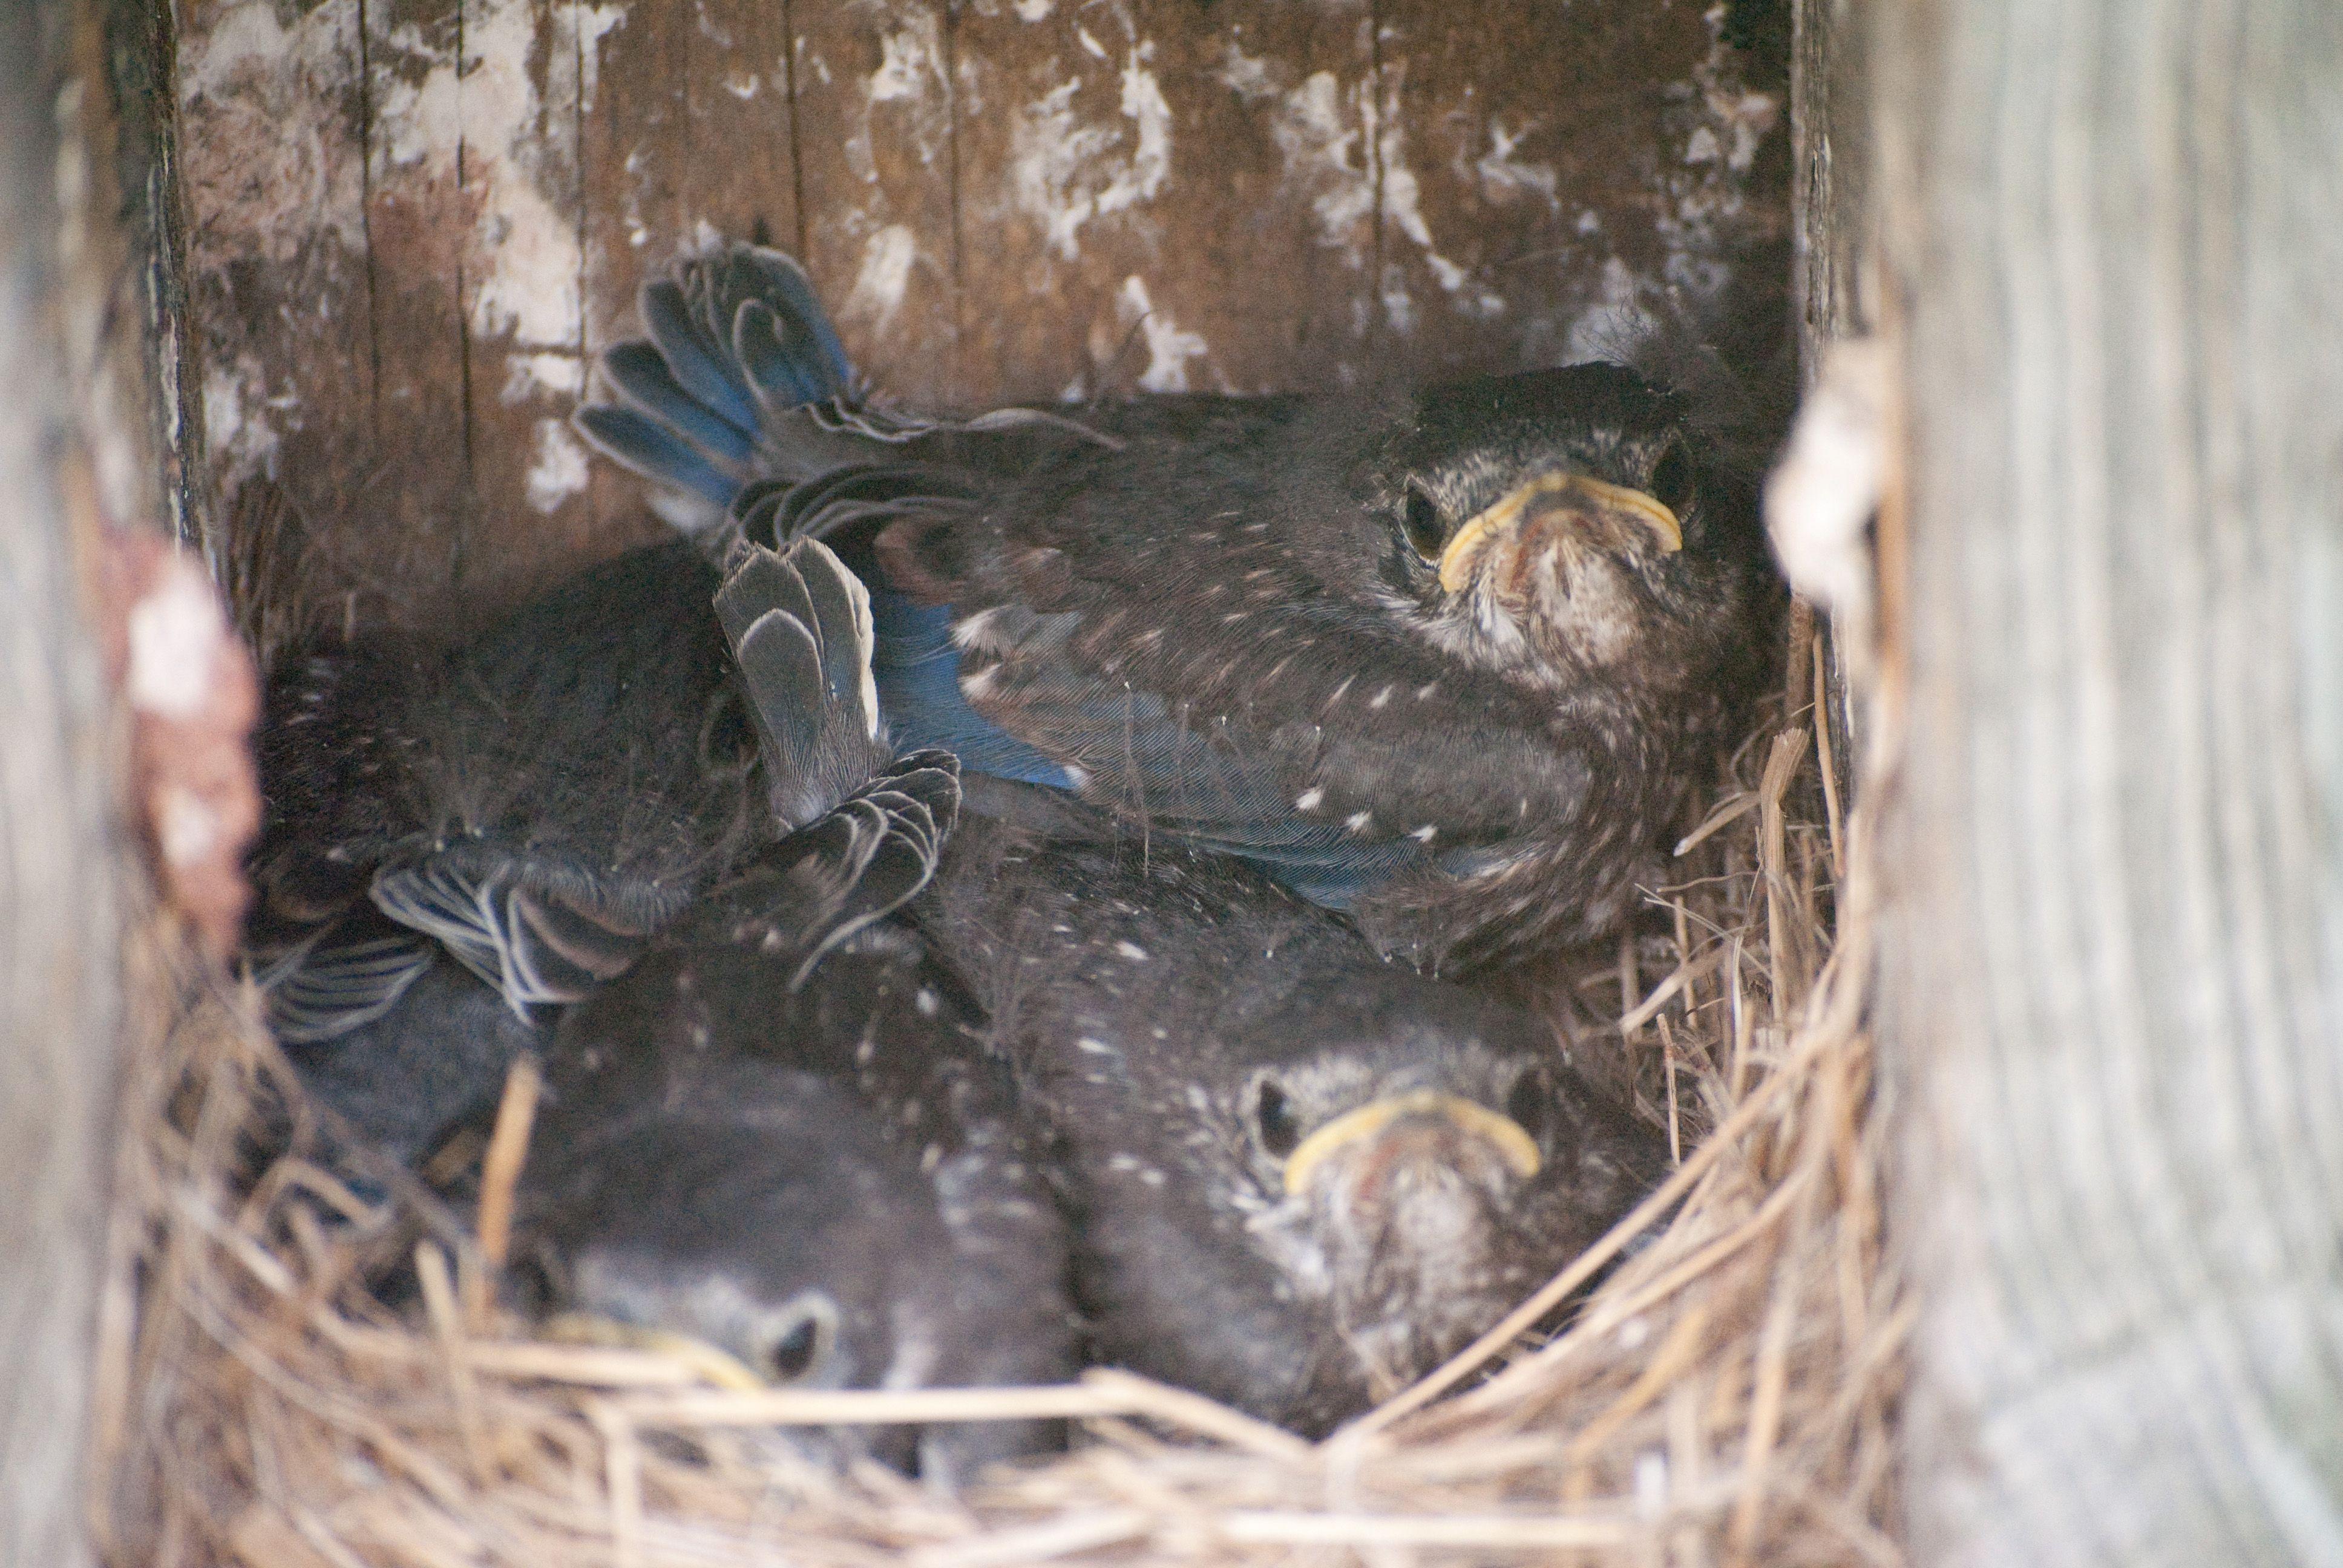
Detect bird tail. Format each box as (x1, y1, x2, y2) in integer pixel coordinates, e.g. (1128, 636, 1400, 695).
(574, 243, 858, 537)
(713, 535, 962, 981)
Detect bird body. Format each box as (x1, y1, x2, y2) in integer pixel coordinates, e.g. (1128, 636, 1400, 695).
(249, 538, 760, 1156)
(578, 243, 1781, 971)
(514, 538, 1073, 1481)
(914, 782, 1667, 1434)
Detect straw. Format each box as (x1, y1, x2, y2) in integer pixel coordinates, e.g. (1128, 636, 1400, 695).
(93, 686, 1904, 1568)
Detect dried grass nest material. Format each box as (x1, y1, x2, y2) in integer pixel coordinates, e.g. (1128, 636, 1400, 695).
(91, 682, 1902, 1568)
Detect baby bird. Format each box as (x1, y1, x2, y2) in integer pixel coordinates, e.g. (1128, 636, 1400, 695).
(249, 540, 759, 1160)
(577, 241, 1781, 972)
(514, 538, 1073, 1482)
(914, 781, 1668, 1435)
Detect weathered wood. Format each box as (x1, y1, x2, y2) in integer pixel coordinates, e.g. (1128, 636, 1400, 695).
(1788, 0, 1869, 789)
(172, 0, 1788, 633)
(0, 3, 131, 1564)
(1876, 2, 2343, 1563)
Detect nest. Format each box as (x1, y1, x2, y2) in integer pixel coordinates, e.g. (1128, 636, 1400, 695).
(90, 636, 1898, 1568)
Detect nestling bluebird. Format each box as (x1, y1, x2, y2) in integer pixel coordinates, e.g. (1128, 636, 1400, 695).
(247, 538, 760, 1158)
(912, 781, 1669, 1435)
(577, 241, 1781, 972)
(513, 538, 1073, 1481)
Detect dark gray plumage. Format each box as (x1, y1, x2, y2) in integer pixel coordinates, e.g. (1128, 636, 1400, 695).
(513, 539, 1073, 1482)
(247, 538, 759, 1157)
(914, 782, 1670, 1435)
(578, 240, 1783, 973)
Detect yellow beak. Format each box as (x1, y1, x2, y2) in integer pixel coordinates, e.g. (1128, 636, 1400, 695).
(1435, 474, 1683, 594)
(541, 1312, 769, 1391)
(1280, 1088, 1543, 1197)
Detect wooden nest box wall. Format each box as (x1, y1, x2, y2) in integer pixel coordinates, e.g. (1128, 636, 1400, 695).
(174, 0, 1791, 633)
(5, 1, 2342, 1566)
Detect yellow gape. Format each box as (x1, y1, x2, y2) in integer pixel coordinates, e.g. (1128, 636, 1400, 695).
(1280, 1088, 1544, 1197)
(541, 1312, 769, 1392)
(1437, 473, 1684, 593)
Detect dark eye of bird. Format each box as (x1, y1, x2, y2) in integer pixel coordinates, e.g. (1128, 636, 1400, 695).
(1400, 480, 1447, 563)
(1506, 1069, 1553, 1146)
(764, 1312, 826, 1383)
(1648, 441, 1696, 515)
(1256, 1080, 1302, 1158)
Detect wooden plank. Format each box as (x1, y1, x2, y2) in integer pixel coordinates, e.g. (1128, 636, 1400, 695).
(0, 3, 131, 1564)
(1378, 0, 1788, 382)
(1876, 1, 2343, 1563)
(943, 0, 1378, 403)
(786, 0, 965, 407)
(578, 0, 799, 538)
(175, 0, 1792, 626)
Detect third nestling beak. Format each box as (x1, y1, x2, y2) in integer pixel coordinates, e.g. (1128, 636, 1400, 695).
(1282, 1088, 1541, 1200)
(1437, 473, 1682, 595)
(1279, 1088, 1549, 1396)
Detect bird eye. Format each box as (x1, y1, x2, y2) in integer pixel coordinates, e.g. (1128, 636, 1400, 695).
(758, 1297, 837, 1384)
(1400, 480, 1447, 563)
(1256, 1080, 1303, 1159)
(1648, 441, 1696, 515)
(1506, 1068, 1553, 1146)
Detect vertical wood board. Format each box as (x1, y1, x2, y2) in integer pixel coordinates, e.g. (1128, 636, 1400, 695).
(173, 0, 1789, 632)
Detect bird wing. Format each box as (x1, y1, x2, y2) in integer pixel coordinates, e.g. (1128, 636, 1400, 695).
(751, 751, 962, 987)
(254, 919, 440, 1045)
(369, 842, 669, 1017)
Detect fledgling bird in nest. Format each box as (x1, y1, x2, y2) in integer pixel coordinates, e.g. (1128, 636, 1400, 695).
(245, 539, 761, 1161)
(578, 241, 1782, 972)
(913, 780, 1669, 1435)
(513, 538, 1073, 1481)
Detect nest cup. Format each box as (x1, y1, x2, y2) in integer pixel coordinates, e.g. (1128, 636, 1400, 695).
(92, 613, 1898, 1565)
(70, 3, 1883, 1557)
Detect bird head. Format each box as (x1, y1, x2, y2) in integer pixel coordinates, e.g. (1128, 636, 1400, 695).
(1360, 363, 1769, 692)
(512, 1081, 1067, 1479)
(1224, 985, 1665, 1406)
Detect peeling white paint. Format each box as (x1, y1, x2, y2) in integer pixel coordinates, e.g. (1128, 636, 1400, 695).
(176, 0, 370, 263)
(1562, 257, 1647, 362)
(1473, 119, 1559, 207)
(1008, 37, 1173, 262)
(1216, 41, 1279, 104)
(1262, 61, 1495, 326)
(373, 0, 628, 369)
(1116, 276, 1209, 393)
(502, 353, 586, 403)
(525, 418, 591, 514)
(842, 224, 920, 333)
(869, 11, 948, 105)
(202, 358, 282, 486)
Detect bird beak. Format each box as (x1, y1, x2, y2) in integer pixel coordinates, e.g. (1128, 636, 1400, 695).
(1280, 1088, 1542, 1197)
(540, 1312, 769, 1392)
(1437, 474, 1683, 594)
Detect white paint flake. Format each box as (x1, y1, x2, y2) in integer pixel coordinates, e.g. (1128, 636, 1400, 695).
(1473, 117, 1559, 207)
(1006, 34, 1172, 261)
(200, 358, 283, 487)
(842, 224, 919, 333)
(176, 0, 370, 263)
(369, 0, 627, 387)
(1115, 276, 1209, 392)
(525, 419, 591, 513)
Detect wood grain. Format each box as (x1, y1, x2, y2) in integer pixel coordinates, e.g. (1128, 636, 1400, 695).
(172, 0, 1789, 632)
(1876, 1, 2343, 1561)
(0, 5, 131, 1565)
